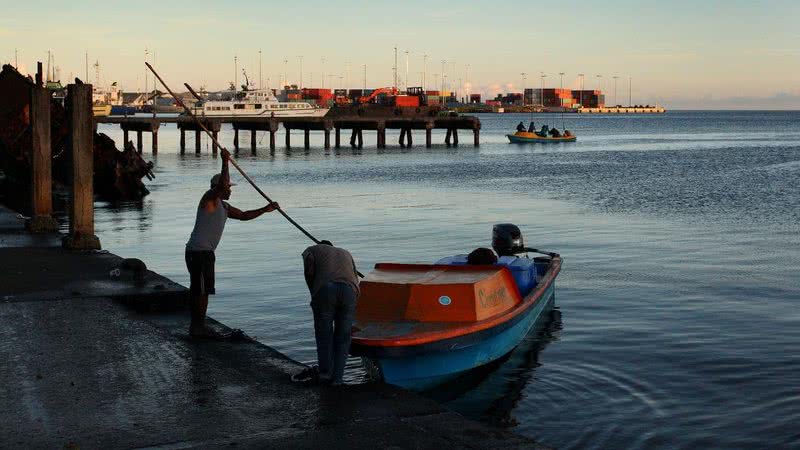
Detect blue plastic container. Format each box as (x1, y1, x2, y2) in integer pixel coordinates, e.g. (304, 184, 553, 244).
(435, 254, 538, 297)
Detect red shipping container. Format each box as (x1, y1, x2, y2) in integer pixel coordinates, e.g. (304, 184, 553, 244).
(394, 95, 420, 107)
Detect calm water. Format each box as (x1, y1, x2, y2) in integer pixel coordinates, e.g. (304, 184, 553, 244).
(88, 111, 800, 449)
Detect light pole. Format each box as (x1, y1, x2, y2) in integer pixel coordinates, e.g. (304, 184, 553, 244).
(540, 72, 546, 108)
(441, 60, 446, 93)
(629, 76, 632, 106)
(578, 73, 585, 107)
(405, 50, 409, 92)
(520, 72, 527, 105)
(234, 55, 238, 95)
(465, 64, 470, 102)
(259, 50, 262, 90)
(144, 48, 148, 97)
(393, 46, 398, 90)
(362, 64, 367, 90)
(321, 57, 326, 89)
(298, 55, 303, 89)
(613, 75, 619, 106)
(422, 54, 427, 90)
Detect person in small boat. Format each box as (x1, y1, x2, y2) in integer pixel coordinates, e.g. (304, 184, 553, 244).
(516, 121, 526, 132)
(527, 121, 536, 132)
(185, 149, 280, 339)
(563, 130, 572, 137)
(467, 247, 498, 265)
(537, 125, 549, 137)
(302, 240, 360, 386)
(548, 127, 561, 137)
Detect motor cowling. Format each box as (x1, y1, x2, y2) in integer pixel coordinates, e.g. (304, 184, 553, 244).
(492, 223, 525, 256)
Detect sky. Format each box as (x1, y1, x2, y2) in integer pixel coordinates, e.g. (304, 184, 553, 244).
(2, 0, 798, 109)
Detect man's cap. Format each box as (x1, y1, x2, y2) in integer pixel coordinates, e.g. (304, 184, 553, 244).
(210, 174, 236, 188)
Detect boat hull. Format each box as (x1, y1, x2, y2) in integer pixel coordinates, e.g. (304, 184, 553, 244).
(360, 282, 556, 391)
(507, 133, 576, 143)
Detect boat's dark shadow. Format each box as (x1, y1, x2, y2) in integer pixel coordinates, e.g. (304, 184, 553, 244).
(422, 302, 563, 428)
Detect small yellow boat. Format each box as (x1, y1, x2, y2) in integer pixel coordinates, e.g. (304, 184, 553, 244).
(507, 131, 576, 143)
(92, 104, 112, 117)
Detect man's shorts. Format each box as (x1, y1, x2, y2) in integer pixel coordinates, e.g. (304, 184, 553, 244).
(185, 250, 216, 295)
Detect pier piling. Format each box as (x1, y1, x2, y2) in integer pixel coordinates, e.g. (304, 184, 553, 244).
(453, 129, 459, 146)
(304, 129, 310, 149)
(124, 129, 129, 147)
(285, 129, 291, 149)
(335, 127, 341, 149)
(211, 131, 218, 154)
(445, 128, 452, 146)
(63, 83, 100, 250)
(27, 74, 57, 233)
(251, 130, 257, 154)
(324, 129, 330, 149)
(152, 129, 158, 154)
(136, 131, 143, 153)
(234, 128, 239, 152)
(179, 129, 185, 153)
(195, 130, 201, 154)
(269, 130, 275, 150)
(473, 129, 480, 147)
(426, 125, 432, 148)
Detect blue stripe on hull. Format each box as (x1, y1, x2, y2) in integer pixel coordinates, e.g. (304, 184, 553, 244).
(368, 283, 556, 391)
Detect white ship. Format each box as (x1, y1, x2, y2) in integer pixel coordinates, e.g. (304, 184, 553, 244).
(191, 89, 328, 118)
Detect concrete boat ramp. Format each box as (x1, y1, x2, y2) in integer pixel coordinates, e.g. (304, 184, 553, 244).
(0, 206, 547, 449)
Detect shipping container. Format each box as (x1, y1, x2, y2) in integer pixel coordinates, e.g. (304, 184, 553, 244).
(425, 90, 440, 96)
(394, 95, 420, 107)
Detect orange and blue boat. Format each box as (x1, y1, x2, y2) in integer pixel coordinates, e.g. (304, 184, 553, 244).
(506, 130, 576, 143)
(350, 224, 561, 391)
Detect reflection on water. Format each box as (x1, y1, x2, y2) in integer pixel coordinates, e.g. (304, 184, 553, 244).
(431, 306, 562, 428)
(85, 111, 800, 450)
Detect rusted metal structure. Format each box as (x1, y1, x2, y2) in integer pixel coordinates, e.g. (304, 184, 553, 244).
(0, 64, 154, 209)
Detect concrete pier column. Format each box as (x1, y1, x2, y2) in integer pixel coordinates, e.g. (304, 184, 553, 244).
(195, 130, 201, 154)
(234, 128, 239, 152)
(27, 83, 57, 233)
(426, 124, 433, 148)
(151, 130, 158, 154)
(335, 127, 341, 148)
(63, 83, 100, 250)
(211, 131, 219, 154)
(285, 128, 291, 148)
(377, 124, 386, 149)
(269, 130, 276, 150)
(324, 129, 330, 149)
(452, 129, 459, 146)
(179, 128, 185, 153)
(304, 129, 310, 149)
(251, 130, 257, 154)
(473, 129, 480, 147)
(136, 131, 143, 153)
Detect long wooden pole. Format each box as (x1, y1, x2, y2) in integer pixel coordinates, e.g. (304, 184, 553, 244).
(147, 64, 364, 277)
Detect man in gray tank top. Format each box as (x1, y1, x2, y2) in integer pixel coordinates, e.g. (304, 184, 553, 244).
(186, 149, 279, 338)
(302, 240, 360, 385)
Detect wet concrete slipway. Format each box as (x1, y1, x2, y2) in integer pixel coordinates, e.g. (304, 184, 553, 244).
(0, 205, 547, 449)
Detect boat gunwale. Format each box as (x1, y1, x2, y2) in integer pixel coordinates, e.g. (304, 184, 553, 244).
(351, 256, 561, 348)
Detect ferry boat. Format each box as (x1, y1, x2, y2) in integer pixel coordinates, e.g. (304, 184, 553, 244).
(190, 89, 328, 118)
(350, 224, 561, 391)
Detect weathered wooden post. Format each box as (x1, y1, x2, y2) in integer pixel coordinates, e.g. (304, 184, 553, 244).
(285, 127, 291, 148)
(195, 130, 201, 154)
(473, 128, 480, 147)
(304, 128, 310, 149)
(123, 127, 129, 147)
(350, 129, 357, 147)
(233, 127, 239, 152)
(27, 68, 57, 233)
(251, 129, 257, 154)
(269, 130, 276, 150)
(407, 128, 413, 147)
(426, 123, 433, 148)
(63, 83, 100, 250)
(358, 129, 363, 148)
(335, 127, 341, 149)
(445, 128, 452, 146)
(399, 128, 406, 147)
(452, 128, 459, 145)
(179, 126, 185, 152)
(211, 129, 219, 155)
(136, 130, 143, 153)
(377, 122, 386, 149)
(324, 128, 330, 149)
(151, 123, 159, 154)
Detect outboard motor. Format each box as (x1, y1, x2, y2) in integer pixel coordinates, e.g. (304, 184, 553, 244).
(492, 223, 525, 256)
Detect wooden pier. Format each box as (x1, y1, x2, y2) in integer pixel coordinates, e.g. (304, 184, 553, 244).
(96, 113, 481, 154)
